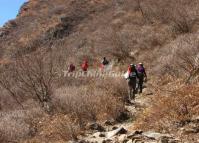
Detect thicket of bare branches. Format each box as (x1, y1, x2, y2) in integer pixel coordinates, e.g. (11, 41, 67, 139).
(135, 85, 199, 134)
(135, 0, 199, 34)
(158, 35, 199, 83)
(54, 78, 127, 128)
(0, 49, 57, 112)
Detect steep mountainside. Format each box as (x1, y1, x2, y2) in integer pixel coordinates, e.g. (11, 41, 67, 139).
(0, 0, 199, 142)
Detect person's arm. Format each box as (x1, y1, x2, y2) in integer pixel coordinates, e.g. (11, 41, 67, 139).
(143, 68, 147, 81)
(136, 70, 139, 78)
(144, 69, 147, 77)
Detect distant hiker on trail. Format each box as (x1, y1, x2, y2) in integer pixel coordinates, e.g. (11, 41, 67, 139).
(124, 64, 139, 101)
(100, 57, 109, 71)
(136, 63, 147, 94)
(68, 63, 75, 72)
(81, 60, 89, 72)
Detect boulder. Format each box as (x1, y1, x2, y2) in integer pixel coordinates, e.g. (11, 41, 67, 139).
(118, 134, 128, 142)
(106, 127, 128, 138)
(181, 126, 199, 134)
(102, 139, 112, 143)
(112, 126, 119, 130)
(191, 116, 199, 123)
(142, 131, 172, 140)
(127, 130, 143, 139)
(104, 119, 115, 126)
(93, 132, 106, 138)
(116, 111, 130, 122)
(78, 140, 88, 143)
(87, 122, 105, 132)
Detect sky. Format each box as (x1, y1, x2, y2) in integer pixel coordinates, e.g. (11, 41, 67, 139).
(0, 0, 27, 27)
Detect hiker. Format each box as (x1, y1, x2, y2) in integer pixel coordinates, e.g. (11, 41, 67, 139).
(68, 63, 75, 72)
(136, 63, 147, 94)
(100, 57, 109, 71)
(81, 60, 89, 72)
(125, 64, 139, 101)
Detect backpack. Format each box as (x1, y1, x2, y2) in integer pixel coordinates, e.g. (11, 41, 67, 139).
(82, 63, 88, 71)
(102, 60, 109, 65)
(137, 66, 144, 73)
(129, 72, 137, 79)
(137, 66, 145, 79)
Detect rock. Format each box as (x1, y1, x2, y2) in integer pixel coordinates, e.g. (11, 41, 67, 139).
(102, 139, 112, 143)
(93, 132, 106, 138)
(127, 130, 143, 139)
(118, 134, 128, 142)
(191, 116, 199, 123)
(132, 139, 144, 143)
(112, 126, 119, 130)
(116, 111, 130, 122)
(181, 126, 199, 134)
(68, 140, 88, 143)
(106, 127, 128, 138)
(168, 139, 180, 143)
(78, 140, 88, 143)
(127, 140, 133, 143)
(87, 122, 105, 132)
(104, 119, 115, 126)
(68, 141, 76, 143)
(159, 136, 169, 143)
(142, 131, 172, 140)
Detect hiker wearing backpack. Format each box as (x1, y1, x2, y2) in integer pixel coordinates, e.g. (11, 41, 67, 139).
(100, 57, 109, 71)
(81, 60, 89, 72)
(136, 63, 147, 94)
(126, 64, 139, 101)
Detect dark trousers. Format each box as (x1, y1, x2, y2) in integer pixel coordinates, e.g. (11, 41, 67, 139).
(138, 78, 144, 93)
(128, 78, 137, 100)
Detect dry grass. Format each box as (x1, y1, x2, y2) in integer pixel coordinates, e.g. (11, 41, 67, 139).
(1, 0, 199, 142)
(0, 107, 45, 142)
(54, 78, 127, 127)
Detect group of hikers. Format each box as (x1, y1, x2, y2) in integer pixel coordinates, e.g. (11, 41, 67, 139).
(125, 63, 147, 102)
(68, 57, 147, 102)
(68, 57, 109, 73)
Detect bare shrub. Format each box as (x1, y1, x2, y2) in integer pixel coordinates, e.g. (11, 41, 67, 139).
(54, 116, 81, 141)
(101, 30, 136, 63)
(0, 49, 57, 112)
(135, 85, 199, 132)
(30, 114, 81, 142)
(54, 78, 126, 127)
(0, 107, 45, 142)
(138, 0, 199, 34)
(158, 35, 199, 83)
(0, 131, 7, 143)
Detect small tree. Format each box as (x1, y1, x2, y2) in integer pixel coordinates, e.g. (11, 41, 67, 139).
(0, 49, 56, 112)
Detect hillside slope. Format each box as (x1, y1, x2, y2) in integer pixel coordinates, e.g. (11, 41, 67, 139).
(0, 0, 199, 142)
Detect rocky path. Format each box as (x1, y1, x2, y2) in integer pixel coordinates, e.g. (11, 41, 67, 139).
(67, 85, 178, 143)
(69, 83, 199, 143)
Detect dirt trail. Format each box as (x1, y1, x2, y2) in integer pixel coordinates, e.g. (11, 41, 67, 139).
(68, 81, 182, 143)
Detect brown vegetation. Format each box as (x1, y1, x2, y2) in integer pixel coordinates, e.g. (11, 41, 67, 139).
(1, 0, 199, 142)
(135, 85, 199, 133)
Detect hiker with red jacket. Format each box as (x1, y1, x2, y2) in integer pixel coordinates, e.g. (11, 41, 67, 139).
(81, 60, 89, 72)
(136, 63, 147, 94)
(68, 63, 76, 72)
